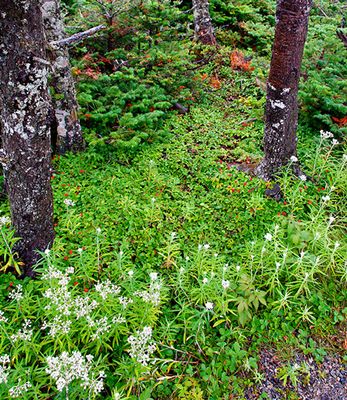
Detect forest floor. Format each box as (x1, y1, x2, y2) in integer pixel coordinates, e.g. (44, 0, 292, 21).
(1, 45, 346, 400)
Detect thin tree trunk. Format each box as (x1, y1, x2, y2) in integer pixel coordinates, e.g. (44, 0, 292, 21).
(0, 0, 54, 275)
(42, 0, 85, 154)
(255, 0, 313, 181)
(192, 0, 217, 45)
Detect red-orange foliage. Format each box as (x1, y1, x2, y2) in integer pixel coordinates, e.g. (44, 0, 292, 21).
(230, 50, 254, 72)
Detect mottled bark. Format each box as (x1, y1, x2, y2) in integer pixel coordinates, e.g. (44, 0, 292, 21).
(0, 0, 54, 275)
(42, 0, 85, 154)
(255, 0, 313, 180)
(192, 0, 217, 45)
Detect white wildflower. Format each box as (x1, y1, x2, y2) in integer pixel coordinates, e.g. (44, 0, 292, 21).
(74, 296, 98, 319)
(149, 272, 158, 281)
(0, 310, 8, 323)
(328, 215, 335, 225)
(222, 280, 230, 290)
(322, 195, 330, 202)
(45, 351, 104, 394)
(0, 216, 11, 227)
(11, 319, 33, 342)
(95, 280, 120, 300)
(170, 232, 177, 239)
(264, 233, 273, 241)
(44, 248, 50, 256)
(63, 199, 75, 207)
(151, 197, 156, 203)
(332, 139, 339, 146)
(334, 242, 340, 250)
(320, 130, 334, 139)
(135, 279, 162, 306)
(290, 156, 298, 162)
(299, 175, 307, 181)
(87, 316, 110, 340)
(66, 267, 74, 275)
(8, 284, 23, 302)
(118, 296, 133, 308)
(8, 380, 32, 398)
(236, 265, 241, 272)
(198, 244, 203, 251)
(203, 243, 210, 250)
(205, 302, 214, 311)
(96, 228, 101, 234)
(128, 326, 156, 366)
(112, 314, 126, 324)
(128, 270, 134, 277)
(0, 355, 10, 384)
(202, 277, 208, 284)
(41, 316, 72, 338)
(77, 248, 83, 254)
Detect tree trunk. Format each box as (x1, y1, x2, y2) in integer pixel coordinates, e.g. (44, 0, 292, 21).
(41, 0, 85, 154)
(192, 0, 217, 45)
(0, 0, 54, 275)
(255, 0, 313, 181)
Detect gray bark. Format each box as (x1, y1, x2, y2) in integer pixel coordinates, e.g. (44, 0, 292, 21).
(192, 0, 217, 45)
(0, 0, 54, 275)
(42, 0, 85, 154)
(255, 0, 313, 181)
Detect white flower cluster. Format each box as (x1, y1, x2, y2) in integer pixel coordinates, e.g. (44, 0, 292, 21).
(0, 310, 8, 323)
(127, 326, 156, 366)
(118, 296, 134, 309)
(8, 381, 32, 398)
(42, 266, 101, 337)
(112, 314, 126, 324)
(0, 355, 10, 384)
(74, 296, 98, 319)
(41, 316, 72, 338)
(95, 279, 121, 300)
(86, 316, 111, 340)
(42, 266, 74, 285)
(0, 216, 11, 227)
(11, 319, 33, 342)
(205, 302, 214, 311)
(45, 352, 104, 394)
(135, 274, 162, 306)
(8, 284, 23, 302)
(320, 130, 334, 139)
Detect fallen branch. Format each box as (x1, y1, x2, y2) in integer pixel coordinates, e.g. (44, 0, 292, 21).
(50, 25, 106, 48)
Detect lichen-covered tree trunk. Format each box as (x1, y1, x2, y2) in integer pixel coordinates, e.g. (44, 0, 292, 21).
(0, 0, 54, 275)
(255, 0, 313, 180)
(192, 0, 217, 45)
(41, 0, 84, 154)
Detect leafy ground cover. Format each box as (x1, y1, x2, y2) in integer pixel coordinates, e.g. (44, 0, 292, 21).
(1, 0, 347, 399)
(1, 91, 346, 398)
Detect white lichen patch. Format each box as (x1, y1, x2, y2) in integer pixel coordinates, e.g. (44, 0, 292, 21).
(268, 82, 277, 91)
(281, 88, 291, 95)
(270, 99, 286, 109)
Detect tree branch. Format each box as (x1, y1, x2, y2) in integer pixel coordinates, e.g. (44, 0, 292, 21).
(50, 25, 106, 48)
(337, 29, 347, 50)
